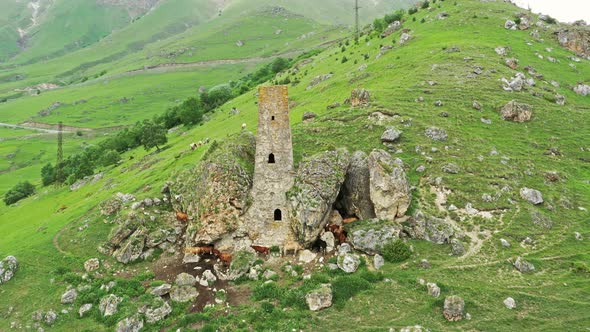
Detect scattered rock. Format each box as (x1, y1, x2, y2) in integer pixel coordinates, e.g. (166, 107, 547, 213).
(145, 301, 172, 323)
(350, 224, 401, 255)
(500, 238, 511, 247)
(437, 11, 449, 20)
(116, 315, 144, 332)
(200, 270, 217, 286)
(473, 100, 482, 110)
(501, 101, 533, 122)
(99, 294, 123, 317)
(262, 269, 277, 280)
(520, 188, 543, 205)
(60, 288, 77, 304)
(321, 231, 336, 252)
(427, 282, 441, 297)
(305, 284, 332, 311)
(44, 310, 58, 326)
(442, 163, 460, 174)
(368, 149, 411, 219)
(400, 32, 412, 45)
(504, 20, 517, 30)
(495, 46, 509, 56)
(236, 40, 244, 47)
(381, 127, 402, 143)
(298, 250, 317, 263)
(555, 94, 566, 106)
(573, 83, 590, 96)
(348, 88, 371, 107)
(113, 226, 147, 264)
(575, 232, 584, 241)
(531, 211, 552, 229)
(443, 295, 465, 321)
(307, 74, 333, 90)
(450, 239, 465, 256)
(0, 256, 18, 285)
(380, 21, 401, 38)
(504, 297, 516, 309)
(373, 254, 384, 270)
(408, 211, 454, 244)
(79, 304, 92, 318)
(434, 100, 443, 107)
(501, 73, 526, 92)
(425, 127, 448, 141)
(302, 112, 317, 121)
(169, 286, 198, 303)
(84, 258, 100, 272)
(337, 253, 360, 273)
(505, 58, 519, 70)
(175, 273, 196, 286)
(513, 256, 535, 273)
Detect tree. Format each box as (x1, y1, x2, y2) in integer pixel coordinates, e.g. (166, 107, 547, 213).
(178, 97, 204, 125)
(41, 163, 55, 186)
(140, 119, 167, 151)
(4, 181, 35, 205)
(98, 150, 121, 167)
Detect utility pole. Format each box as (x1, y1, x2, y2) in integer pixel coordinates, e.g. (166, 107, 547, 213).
(55, 121, 64, 186)
(354, 0, 360, 43)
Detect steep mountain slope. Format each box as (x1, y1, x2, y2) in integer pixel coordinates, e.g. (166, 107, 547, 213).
(0, 0, 589, 331)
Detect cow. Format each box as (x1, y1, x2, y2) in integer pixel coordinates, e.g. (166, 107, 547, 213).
(217, 252, 232, 264)
(241, 123, 247, 130)
(190, 143, 198, 150)
(185, 246, 215, 255)
(204, 138, 210, 144)
(342, 217, 359, 224)
(281, 240, 303, 257)
(176, 211, 189, 222)
(251, 245, 270, 256)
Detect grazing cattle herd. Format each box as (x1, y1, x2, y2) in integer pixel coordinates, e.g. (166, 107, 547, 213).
(180, 209, 357, 265)
(189, 138, 210, 151)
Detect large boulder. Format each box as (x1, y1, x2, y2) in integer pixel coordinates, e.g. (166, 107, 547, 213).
(175, 273, 196, 286)
(113, 226, 147, 264)
(150, 284, 172, 296)
(305, 284, 333, 311)
(407, 211, 454, 244)
(337, 253, 360, 273)
(556, 28, 590, 57)
(170, 286, 198, 303)
(349, 222, 401, 255)
(425, 127, 448, 141)
(368, 149, 411, 219)
(78, 304, 93, 317)
(513, 256, 535, 273)
(107, 221, 139, 247)
(215, 250, 256, 281)
(60, 288, 78, 304)
(171, 132, 255, 247)
(145, 300, 172, 323)
(0, 256, 18, 285)
(500, 101, 533, 122)
(84, 258, 100, 272)
(288, 149, 350, 245)
(348, 88, 371, 107)
(573, 83, 590, 96)
(99, 294, 123, 317)
(337, 151, 376, 220)
(443, 295, 465, 321)
(116, 315, 144, 332)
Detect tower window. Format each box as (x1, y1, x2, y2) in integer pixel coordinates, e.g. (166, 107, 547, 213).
(274, 209, 282, 221)
(271, 116, 275, 120)
(268, 153, 275, 163)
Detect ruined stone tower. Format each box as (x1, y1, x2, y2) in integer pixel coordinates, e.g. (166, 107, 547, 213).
(246, 85, 296, 246)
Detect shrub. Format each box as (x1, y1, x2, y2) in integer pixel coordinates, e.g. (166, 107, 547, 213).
(421, 0, 430, 9)
(381, 239, 412, 262)
(409, 7, 418, 15)
(98, 150, 121, 167)
(3, 181, 35, 205)
(332, 275, 371, 307)
(341, 56, 348, 63)
(41, 163, 55, 186)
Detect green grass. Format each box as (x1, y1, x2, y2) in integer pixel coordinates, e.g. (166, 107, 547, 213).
(0, 0, 589, 330)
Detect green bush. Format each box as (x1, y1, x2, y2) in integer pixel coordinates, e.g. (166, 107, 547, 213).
(332, 275, 371, 307)
(421, 0, 430, 9)
(381, 239, 412, 262)
(3, 181, 35, 205)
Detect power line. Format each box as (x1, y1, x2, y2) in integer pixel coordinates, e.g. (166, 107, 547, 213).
(55, 121, 64, 187)
(354, 0, 360, 43)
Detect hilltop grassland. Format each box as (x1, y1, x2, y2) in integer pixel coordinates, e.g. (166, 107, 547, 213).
(0, 0, 589, 331)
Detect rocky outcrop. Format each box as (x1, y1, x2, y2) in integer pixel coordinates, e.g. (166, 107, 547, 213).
(151, 284, 172, 296)
(79, 304, 92, 317)
(349, 222, 401, 255)
(288, 149, 350, 245)
(368, 149, 411, 219)
(307, 74, 333, 90)
(215, 250, 256, 281)
(171, 132, 255, 247)
(348, 89, 371, 107)
(0, 256, 18, 285)
(573, 83, 590, 96)
(115, 315, 144, 332)
(500, 101, 533, 122)
(407, 211, 454, 244)
(337, 253, 360, 273)
(84, 258, 100, 272)
(337, 151, 376, 220)
(113, 227, 147, 264)
(306, 284, 333, 311)
(144, 300, 172, 323)
(513, 256, 535, 273)
(170, 286, 198, 303)
(99, 294, 122, 317)
(425, 127, 448, 141)
(61, 288, 77, 304)
(556, 27, 590, 57)
(520, 188, 543, 205)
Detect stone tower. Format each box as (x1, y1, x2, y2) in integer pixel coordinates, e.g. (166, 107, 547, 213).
(246, 85, 296, 246)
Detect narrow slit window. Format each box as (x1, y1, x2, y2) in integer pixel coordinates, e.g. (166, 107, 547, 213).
(274, 209, 282, 221)
(268, 153, 275, 163)
(271, 115, 275, 120)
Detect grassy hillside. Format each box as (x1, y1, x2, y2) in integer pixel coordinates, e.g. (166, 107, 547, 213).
(0, 0, 589, 331)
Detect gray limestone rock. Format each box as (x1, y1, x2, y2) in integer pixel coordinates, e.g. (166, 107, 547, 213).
(321, 231, 336, 252)
(531, 211, 552, 229)
(520, 188, 543, 205)
(113, 227, 147, 264)
(305, 284, 333, 311)
(373, 254, 384, 270)
(513, 256, 535, 273)
(425, 127, 448, 141)
(116, 315, 144, 332)
(350, 224, 401, 255)
(298, 250, 317, 263)
(501, 101, 533, 122)
(407, 211, 454, 244)
(151, 284, 172, 296)
(349, 88, 371, 107)
(381, 127, 402, 143)
(504, 297, 516, 309)
(83, 258, 100, 272)
(307, 74, 333, 90)
(288, 149, 350, 246)
(99, 294, 122, 317)
(200, 270, 217, 286)
(78, 304, 93, 318)
(442, 163, 460, 174)
(145, 301, 172, 323)
(169, 286, 198, 303)
(443, 296, 465, 321)
(500, 238, 511, 247)
(450, 239, 465, 256)
(573, 83, 590, 96)
(400, 32, 411, 45)
(368, 149, 411, 219)
(175, 273, 196, 286)
(427, 282, 441, 297)
(44, 310, 58, 326)
(60, 288, 77, 304)
(0, 256, 18, 284)
(302, 112, 317, 121)
(337, 253, 360, 273)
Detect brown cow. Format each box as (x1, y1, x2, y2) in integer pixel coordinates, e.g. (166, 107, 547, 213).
(185, 246, 215, 255)
(251, 245, 270, 255)
(218, 252, 232, 264)
(342, 217, 359, 224)
(176, 211, 188, 222)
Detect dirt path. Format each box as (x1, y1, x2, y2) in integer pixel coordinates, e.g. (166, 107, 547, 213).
(0, 122, 71, 133)
(52, 226, 69, 255)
